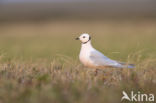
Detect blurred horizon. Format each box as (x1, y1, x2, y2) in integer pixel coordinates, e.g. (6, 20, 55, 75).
(0, 0, 156, 22)
(2, 0, 156, 2)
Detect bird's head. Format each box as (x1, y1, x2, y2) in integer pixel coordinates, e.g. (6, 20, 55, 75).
(75, 33, 91, 44)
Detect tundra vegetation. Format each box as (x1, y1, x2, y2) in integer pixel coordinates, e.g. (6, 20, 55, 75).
(0, 20, 156, 103)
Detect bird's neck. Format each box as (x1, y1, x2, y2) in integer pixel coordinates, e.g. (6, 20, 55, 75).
(81, 41, 93, 50)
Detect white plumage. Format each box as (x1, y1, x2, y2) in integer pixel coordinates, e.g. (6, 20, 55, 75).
(76, 33, 134, 69)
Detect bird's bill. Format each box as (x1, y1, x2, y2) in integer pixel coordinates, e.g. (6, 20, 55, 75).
(75, 37, 79, 40)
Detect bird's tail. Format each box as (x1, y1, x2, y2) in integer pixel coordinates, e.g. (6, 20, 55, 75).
(118, 62, 135, 69)
(127, 64, 135, 68)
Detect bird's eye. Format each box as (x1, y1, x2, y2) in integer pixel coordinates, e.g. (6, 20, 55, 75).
(83, 36, 85, 38)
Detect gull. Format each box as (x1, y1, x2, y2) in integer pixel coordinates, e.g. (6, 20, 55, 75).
(76, 33, 134, 69)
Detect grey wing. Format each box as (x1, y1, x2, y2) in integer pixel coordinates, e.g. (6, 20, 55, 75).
(89, 50, 121, 67)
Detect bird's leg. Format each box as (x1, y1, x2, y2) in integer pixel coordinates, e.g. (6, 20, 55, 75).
(94, 68, 98, 76)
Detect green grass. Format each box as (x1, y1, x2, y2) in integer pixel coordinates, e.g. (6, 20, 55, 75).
(0, 20, 156, 103)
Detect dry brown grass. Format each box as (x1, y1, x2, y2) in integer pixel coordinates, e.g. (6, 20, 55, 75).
(0, 19, 156, 103)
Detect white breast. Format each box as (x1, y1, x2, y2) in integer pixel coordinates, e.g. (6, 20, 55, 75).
(79, 50, 89, 65)
(79, 42, 96, 67)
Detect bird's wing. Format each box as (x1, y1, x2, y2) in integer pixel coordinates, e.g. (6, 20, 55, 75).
(89, 50, 121, 67)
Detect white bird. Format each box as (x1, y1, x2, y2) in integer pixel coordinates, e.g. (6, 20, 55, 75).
(76, 33, 134, 69)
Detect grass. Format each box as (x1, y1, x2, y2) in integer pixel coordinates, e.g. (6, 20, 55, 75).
(0, 19, 156, 103)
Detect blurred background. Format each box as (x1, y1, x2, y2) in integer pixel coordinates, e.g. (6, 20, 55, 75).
(0, 1, 156, 103)
(0, 0, 156, 21)
(0, 0, 156, 61)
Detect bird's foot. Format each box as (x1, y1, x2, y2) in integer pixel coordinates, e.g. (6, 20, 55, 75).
(94, 69, 99, 76)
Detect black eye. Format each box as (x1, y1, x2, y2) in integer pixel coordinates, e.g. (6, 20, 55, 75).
(83, 36, 85, 38)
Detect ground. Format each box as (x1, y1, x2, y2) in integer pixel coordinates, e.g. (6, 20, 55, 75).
(0, 19, 156, 103)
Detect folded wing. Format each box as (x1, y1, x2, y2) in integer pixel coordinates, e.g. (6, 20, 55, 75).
(89, 50, 134, 68)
